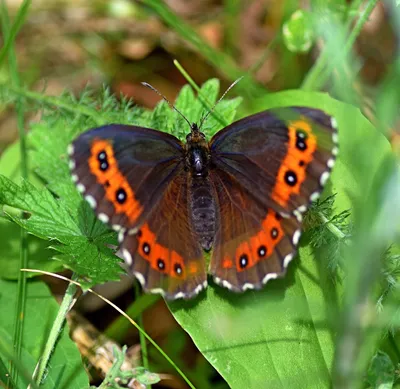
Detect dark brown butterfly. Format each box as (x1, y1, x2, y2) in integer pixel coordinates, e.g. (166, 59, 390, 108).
(68, 96, 338, 299)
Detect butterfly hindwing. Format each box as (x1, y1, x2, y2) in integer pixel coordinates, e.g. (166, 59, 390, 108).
(209, 168, 301, 291)
(120, 170, 207, 299)
(210, 107, 338, 216)
(69, 124, 184, 231)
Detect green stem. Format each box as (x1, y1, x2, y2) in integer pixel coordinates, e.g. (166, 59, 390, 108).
(342, 0, 379, 52)
(4, 84, 103, 125)
(174, 60, 231, 128)
(174, 60, 201, 94)
(134, 283, 151, 389)
(97, 346, 126, 389)
(0, 338, 39, 389)
(302, 0, 377, 90)
(1, 1, 31, 387)
(0, 0, 30, 67)
(318, 212, 347, 240)
(140, 0, 266, 97)
(34, 279, 78, 386)
(105, 294, 160, 342)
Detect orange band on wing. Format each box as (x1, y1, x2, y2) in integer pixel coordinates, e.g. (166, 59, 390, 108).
(88, 139, 143, 223)
(136, 223, 200, 279)
(222, 211, 284, 272)
(271, 119, 317, 207)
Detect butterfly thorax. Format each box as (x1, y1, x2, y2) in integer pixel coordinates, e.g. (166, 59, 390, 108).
(185, 124, 216, 250)
(185, 124, 210, 178)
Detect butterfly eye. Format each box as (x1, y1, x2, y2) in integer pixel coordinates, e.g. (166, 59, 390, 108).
(284, 170, 298, 187)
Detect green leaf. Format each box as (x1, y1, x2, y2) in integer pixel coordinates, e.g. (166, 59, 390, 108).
(0, 218, 61, 279)
(51, 234, 122, 285)
(367, 351, 395, 389)
(0, 141, 61, 279)
(0, 140, 41, 187)
(283, 10, 315, 53)
(169, 90, 392, 388)
(170, 243, 337, 388)
(0, 175, 122, 285)
(0, 176, 80, 240)
(0, 279, 89, 388)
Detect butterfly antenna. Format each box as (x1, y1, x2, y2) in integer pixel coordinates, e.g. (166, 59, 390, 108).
(199, 76, 244, 130)
(141, 82, 192, 129)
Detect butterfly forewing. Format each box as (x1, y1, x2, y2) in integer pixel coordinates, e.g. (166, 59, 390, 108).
(210, 107, 338, 216)
(69, 124, 184, 231)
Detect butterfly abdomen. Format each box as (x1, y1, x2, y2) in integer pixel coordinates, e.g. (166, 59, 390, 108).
(189, 176, 216, 251)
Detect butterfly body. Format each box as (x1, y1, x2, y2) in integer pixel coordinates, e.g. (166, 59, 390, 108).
(69, 106, 338, 299)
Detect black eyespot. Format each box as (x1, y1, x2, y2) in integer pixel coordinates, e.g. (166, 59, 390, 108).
(239, 254, 248, 269)
(284, 170, 297, 187)
(100, 161, 109, 171)
(296, 138, 307, 151)
(174, 263, 183, 275)
(258, 245, 267, 257)
(105, 180, 110, 187)
(142, 242, 150, 255)
(296, 130, 308, 139)
(157, 258, 165, 270)
(116, 188, 127, 204)
(299, 160, 305, 167)
(137, 229, 142, 238)
(97, 151, 107, 161)
(271, 228, 279, 239)
(275, 212, 282, 220)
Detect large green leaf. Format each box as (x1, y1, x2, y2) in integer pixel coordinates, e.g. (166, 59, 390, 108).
(0, 279, 89, 388)
(169, 91, 392, 388)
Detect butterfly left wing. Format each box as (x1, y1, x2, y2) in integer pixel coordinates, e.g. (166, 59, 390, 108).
(69, 124, 206, 299)
(119, 169, 207, 299)
(69, 124, 185, 232)
(209, 167, 301, 291)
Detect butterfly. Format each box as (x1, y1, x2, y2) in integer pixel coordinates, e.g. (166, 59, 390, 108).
(68, 95, 338, 300)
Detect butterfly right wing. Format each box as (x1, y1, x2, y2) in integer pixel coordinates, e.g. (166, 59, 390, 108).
(209, 168, 301, 291)
(210, 107, 338, 216)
